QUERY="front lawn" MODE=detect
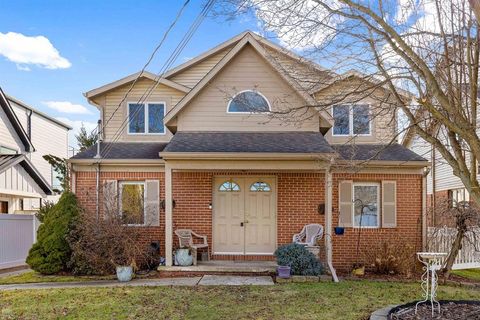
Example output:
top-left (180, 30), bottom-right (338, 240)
top-left (0, 271), bottom-right (114, 285)
top-left (452, 268), bottom-right (480, 282)
top-left (1, 281), bottom-right (480, 319)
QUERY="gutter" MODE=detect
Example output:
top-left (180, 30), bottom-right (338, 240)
top-left (159, 152), bottom-right (337, 161)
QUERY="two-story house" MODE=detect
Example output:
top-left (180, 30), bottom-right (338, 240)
top-left (0, 88), bottom-right (71, 213)
top-left (70, 31), bottom-right (428, 273)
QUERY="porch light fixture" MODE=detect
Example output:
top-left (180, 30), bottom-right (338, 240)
top-left (318, 203), bottom-right (325, 215)
top-left (208, 203), bottom-right (212, 210)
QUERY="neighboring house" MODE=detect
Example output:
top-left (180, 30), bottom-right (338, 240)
top-left (0, 88), bottom-right (71, 213)
top-left (70, 31), bottom-right (428, 272)
top-left (404, 128), bottom-right (469, 213)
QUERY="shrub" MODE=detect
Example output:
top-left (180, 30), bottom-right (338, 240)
top-left (363, 240), bottom-right (416, 276)
top-left (68, 211), bottom-right (144, 275)
top-left (26, 192), bottom-right (80, 274)
top-left (274, 243), bottom-right (323, 276)
top-left (35, 201), bottom-right (55, 223)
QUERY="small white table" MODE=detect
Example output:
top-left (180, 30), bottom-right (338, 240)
top-left (416, 252), bottom-right (448, 316)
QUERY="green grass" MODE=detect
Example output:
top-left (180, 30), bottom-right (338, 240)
top-left (1, 281), bottom-right (480, 319)
top-left (452, 268), bottom-right (480, 281)
top-left (0, 271), bottom-right (114, 285)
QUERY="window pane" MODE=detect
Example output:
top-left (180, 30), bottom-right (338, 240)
top-left (352, 104), bottom-right (370, 135)
top-left (121, 183), bottom-right (144, 225)
top-left (353, 185), bottom-right (378, 227)
top-left (333, 105), bottom-right (350, 135)
top-left (228, 91), bottom-right (270, 113)
top-left (148, 103), bottom-right (165, 133)
top-left (128, 104), bottom-right (145, 133)
top-left (250, 181), bottom-right (271, 192)
top-left (219, 181), bottom-right (240, 192)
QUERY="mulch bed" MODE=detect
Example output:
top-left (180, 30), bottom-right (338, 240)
top-left (389, 300), bottom-right (480, 320)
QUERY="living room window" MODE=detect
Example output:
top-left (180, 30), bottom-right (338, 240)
top-left (119, 181), bottom-right (145, 225)
top-left (227, 90), bottom-right (270, 113)
top-left (332, 104), bottom-right (371, 136)
top-left (353, 182), bottom-right (379, 228)
top-left (128, 102), bottom-right (165, 134)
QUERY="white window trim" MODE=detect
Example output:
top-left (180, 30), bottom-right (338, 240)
top-left (352, 182), bottom-right (380, 228)
top-left (332, 104), bottom-right (372, 137)
top-left (226, 90), bottom-right (271, 114)
top-left (127, 101), bottom-right (167, 135)
top-left (119, 181), bottom-right (146, 226)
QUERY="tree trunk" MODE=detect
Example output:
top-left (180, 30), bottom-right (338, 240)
top-left (442, 227), bottom-right (466, 282)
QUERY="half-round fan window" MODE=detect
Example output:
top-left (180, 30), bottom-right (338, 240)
top-left (227, 90), bottom-right (270, 113)
top-left (219, 181), bottom-right (241, 192)
top-left (250, 181), bottom-right (271, 192)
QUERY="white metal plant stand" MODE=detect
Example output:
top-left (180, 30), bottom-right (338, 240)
top-left (415, 252), bottom-right (448, 316)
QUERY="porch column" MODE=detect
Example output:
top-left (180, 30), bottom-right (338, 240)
top-left (165, 163), bottom-right (173, 266)
top-left (325, 170), bottom-right (338, 282)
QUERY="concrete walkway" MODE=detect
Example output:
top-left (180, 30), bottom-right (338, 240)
top-left (0, 275), bottom-right (274, 291)
top-left (0, 267), bottom-right (31, 278)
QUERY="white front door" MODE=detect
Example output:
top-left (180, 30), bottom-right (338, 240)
top-left (213, 176), bottom-right (276, 255)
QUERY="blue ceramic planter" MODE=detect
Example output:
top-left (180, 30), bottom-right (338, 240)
top-left (175, 248), bottom-right (193, 266)
top-left (277, 265), bottom-right (291, 278)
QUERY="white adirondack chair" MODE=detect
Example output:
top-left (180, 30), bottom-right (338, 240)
top-left (175, 229), bottom-right (209, 265)
top-left (292, 224), bottom-right (324, 247)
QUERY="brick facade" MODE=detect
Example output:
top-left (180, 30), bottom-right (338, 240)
top-left (75, 169), bottom-right (423, 272)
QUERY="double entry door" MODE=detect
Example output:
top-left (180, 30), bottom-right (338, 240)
top-left (213, 176), bottom-right (276, 255)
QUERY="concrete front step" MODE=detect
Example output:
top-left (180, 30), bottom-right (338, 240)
top-left (158, 260), bottom-right (277, 274)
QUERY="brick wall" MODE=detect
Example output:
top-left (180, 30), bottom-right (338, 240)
top-left (331, 173), bottom-right (423, 272)
top-left (75, 169), bottom-right (424, 271)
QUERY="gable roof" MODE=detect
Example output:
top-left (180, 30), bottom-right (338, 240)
top-left (84, 71), bottom-right (191, 102)
top-left (0, 154), bottom-right (53, 195)
top-left (0, 87), bottom-right (34, 152)
top-left (7, 95), bottom-right (72, 130)
top-left (163, 32), bottom-right (333, 128)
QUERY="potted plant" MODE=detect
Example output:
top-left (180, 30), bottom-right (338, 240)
top-left (175, 246), bottom-right (193, 266)
top-left (277, 265), bottom-right (291, 278)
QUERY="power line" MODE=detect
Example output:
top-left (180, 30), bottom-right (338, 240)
top-left (99, 0), bottom-right (215, 160)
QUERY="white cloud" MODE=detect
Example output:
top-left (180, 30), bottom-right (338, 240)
top-left (42, 101), bottom-right (93, 114)
top-left (0, 31), bottom-right (71, 70)
top-left (56, 117), bottom-right (97, 150)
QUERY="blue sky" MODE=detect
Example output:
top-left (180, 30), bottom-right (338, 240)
top-left (0, 1), bottom-right (261, 148)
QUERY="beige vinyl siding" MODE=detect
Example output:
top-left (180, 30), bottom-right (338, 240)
top-left (170, 47), bottom-right (232, 88)
top-left (9, 102), bottom-right (28, 129)
top-left (316, 78), bottom-right (397, 145)
top-left (0, 163), bottom-right (45, 197)
top-left (177, 45), bottom-right (319, 132)
top-left (0, 107), bottom-right (23, 153)
top-left (102, 79), bottom-right (186, 142)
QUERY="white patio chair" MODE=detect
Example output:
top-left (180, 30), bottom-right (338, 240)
top-left (174, 229), bottom-right (209, 265)
top-left (292, 224), bottom-right (324, 247)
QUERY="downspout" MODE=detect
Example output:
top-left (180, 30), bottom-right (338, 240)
top-left (431, 145), bottom-right (436, 224)
top-left (325, 162), bottom-right (339, 282)
top-left (422, 167), bottom-right (431, 251)
top-left (26, 109), bottom-right (32, 139)
top-left (94, 119), bottom-right (102, 220)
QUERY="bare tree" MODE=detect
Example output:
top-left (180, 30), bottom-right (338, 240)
top-left (215, 0), bottom-right (480, 274)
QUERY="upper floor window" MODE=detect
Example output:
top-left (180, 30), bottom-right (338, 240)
top-left (227, 90), bottom-right (270, 113)
top-left (128, 102), bottom-right (165, 134)
top-left (332, 104), bottom-right (371, 136)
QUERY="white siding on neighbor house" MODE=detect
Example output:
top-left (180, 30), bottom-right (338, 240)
top-left (0, 106), bottom-right (23, 153)
top-left (177, 45), bottom-right (320, 132)
top-left (410, 135), bottom-right (433, 194)
top-left (0, 163), bottom-right (45, 197)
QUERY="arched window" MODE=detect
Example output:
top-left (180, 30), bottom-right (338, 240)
top-left (227, 90), bottom-right (270, 113)
top-left (219, 181), bottom-right (241, 192)
top-left (250, 181), bottom-right (271, 192)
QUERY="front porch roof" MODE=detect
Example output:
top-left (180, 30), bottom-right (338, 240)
top-left (162, 131), bottom-right (335, 154)
top-left (70, 142), bottom-right (168, 161)
top-left (334, 143), bottom-right (428, 162)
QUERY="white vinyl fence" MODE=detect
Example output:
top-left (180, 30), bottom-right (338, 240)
top-left (0, 214), bottom-right (39, 269)
top-left (428, 226), bottom-right (480, 270)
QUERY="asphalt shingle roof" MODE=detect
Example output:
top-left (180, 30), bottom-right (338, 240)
top-left (162, 131), bottom-right (335, 154)
top-left (71, 142), bottom-right (168, 160)
top-left (334, 143), bottom-right (427, 162)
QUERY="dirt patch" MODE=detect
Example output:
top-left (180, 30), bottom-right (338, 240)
top-left (389, 300), bottom-right (480, 320)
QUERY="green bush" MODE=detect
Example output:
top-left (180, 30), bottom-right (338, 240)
top-left (35, 201), bottom-right (55, 223)
top-left (26, 192), bottom-right (81, 274)
top-left (274, 243), bottom-right (323, 276)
